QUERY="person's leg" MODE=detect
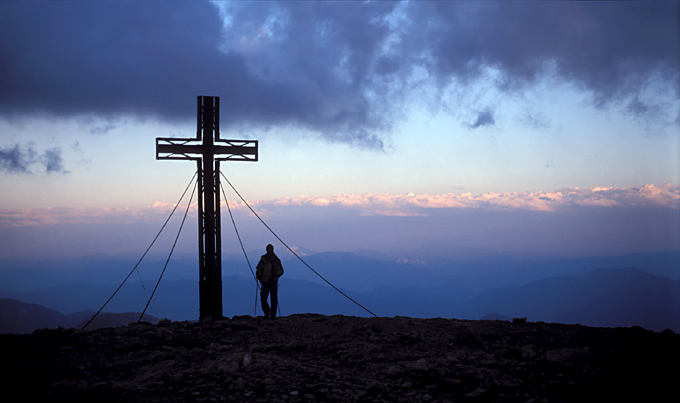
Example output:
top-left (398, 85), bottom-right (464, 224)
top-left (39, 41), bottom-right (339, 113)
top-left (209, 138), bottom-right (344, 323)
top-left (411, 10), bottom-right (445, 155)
top-left (270, 282), bottom-right (278, 319)
top-left (260, 283), bottom-right (271, 319)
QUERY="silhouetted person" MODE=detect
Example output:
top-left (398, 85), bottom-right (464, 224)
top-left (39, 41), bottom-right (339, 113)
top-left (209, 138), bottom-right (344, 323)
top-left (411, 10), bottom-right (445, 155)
top-left (256, 244), bottom-right (284, 319)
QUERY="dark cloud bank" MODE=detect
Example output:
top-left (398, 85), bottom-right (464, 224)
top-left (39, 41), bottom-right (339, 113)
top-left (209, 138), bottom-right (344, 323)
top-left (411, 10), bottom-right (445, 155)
top-left (0, 1), bottom-right (677, 149)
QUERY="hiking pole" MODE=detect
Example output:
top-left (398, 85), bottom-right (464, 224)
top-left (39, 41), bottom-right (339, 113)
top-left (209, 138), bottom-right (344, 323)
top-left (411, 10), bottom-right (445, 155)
top-left (277, 281), bottom-right (282, 317)
top-left (254, 281), bottom-right (262, 317)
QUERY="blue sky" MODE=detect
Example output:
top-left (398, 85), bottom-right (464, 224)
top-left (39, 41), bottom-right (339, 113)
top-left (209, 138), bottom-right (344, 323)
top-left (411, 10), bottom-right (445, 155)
top-left (1, 1), bottom-right (678, 260)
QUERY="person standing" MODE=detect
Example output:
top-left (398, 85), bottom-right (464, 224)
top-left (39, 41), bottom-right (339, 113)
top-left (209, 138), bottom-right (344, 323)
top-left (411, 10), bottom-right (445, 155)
top-left (256, 244), bottom-right (284, 319)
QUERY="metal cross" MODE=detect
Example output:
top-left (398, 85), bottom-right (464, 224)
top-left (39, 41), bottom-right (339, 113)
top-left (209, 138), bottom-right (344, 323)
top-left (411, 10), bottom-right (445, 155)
top-left (156, 96), bottom-right (258, 319)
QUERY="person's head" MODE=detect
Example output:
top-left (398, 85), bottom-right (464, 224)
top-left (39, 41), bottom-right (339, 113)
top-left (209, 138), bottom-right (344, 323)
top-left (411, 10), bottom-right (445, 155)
top-left (266, 244), bottom-right (274, 253)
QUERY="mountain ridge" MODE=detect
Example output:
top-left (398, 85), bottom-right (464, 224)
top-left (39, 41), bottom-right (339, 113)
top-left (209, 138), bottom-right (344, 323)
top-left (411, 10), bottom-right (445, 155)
top-left (3, 250), bottom-right (679, 294)
top-left (459, 267), bottom-right (680, 331)
top-left (3, 266), bottom-right (679, 334)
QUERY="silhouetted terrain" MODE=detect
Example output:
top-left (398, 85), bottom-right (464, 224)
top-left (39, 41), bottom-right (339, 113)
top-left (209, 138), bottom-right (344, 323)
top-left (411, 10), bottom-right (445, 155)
top-left (0, 299), bottom-right (159, 334)
top-left (2, 315), bottom-right (678, 402)
top-left (0, 298), bottom-right (89, 334)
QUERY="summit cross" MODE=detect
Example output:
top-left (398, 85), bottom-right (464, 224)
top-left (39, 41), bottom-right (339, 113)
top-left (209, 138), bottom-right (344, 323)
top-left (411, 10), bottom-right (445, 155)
top-left (156, 96), bottom-right (258, 319)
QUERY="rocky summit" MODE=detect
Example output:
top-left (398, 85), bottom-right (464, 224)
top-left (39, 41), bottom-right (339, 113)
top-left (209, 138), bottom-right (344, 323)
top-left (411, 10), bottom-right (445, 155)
top-left (1, 314), bottom-right (678, 402)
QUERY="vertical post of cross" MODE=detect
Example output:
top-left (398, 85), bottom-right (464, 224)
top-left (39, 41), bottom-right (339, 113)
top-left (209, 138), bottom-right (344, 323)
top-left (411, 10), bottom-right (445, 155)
top-left (197, 96), bottom-right (222, 319)
top-left (155, 96), bottom-right (258, 320)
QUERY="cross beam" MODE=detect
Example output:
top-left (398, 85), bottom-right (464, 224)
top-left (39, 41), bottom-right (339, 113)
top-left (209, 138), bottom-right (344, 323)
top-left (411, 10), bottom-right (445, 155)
top-left (156, 96), bottom-right (258, 319)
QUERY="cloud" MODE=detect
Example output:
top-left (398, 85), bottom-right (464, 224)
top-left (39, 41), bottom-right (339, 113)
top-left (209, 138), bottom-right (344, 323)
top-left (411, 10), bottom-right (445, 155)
top-left (0, 143), bottom-right (67, 174)
top-left (5, 184), bottom-right (676, 228)
top-left (3, 184), bottom-right (678, 259)
top-left (0, 204), bottom-right (181, 227)
top-left (237, 184), bottom-right (680, 216)
top-left (41, 147), bottom-right (67, 173)
top-left (467, 108), bottom-right (496, 129)
top-left (0, 1), bottom-right (392, 149)
top-left (0, 1), bottom-right (677, 149)
top-left (0, 144), bottom-right (36, 173)
top-left (87, 117), bottom-right (120, 135)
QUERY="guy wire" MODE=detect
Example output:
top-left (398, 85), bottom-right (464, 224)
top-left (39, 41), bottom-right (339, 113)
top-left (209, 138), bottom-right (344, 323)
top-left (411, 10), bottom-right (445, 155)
top-left (220, 172), bottom-right (378, 318)
top-left (82, 172), bottom-right (198, 330)
top-left (138, 177), bottom-right (197, 322)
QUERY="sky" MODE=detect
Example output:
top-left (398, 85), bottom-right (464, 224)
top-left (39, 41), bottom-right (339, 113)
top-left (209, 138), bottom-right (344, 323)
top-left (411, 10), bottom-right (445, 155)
top-left (0, 0), bottom-right (679, 261)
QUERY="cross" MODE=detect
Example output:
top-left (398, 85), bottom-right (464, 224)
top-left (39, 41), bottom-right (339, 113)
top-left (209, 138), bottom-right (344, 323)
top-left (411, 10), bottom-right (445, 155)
top-left (156, 96), bottom-right (258, 319)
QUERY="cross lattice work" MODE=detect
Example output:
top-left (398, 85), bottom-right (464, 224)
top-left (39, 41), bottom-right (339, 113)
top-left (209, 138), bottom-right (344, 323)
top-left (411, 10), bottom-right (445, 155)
top-left (156, 96), bottom-right (258, 319)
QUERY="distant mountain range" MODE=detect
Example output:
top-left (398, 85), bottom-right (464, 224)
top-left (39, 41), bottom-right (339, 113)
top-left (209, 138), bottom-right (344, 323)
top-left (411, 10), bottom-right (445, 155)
top-left (3, 250), bottom-right (679, 294)
top-left (1, 251), bottom-right (679, 333)
top-left (458, 267), bottom-right (680, 331)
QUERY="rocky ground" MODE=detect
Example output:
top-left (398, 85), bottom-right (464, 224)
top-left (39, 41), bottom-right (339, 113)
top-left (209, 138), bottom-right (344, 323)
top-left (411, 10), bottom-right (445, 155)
top-left (1, 314), bottom-right (679, 402)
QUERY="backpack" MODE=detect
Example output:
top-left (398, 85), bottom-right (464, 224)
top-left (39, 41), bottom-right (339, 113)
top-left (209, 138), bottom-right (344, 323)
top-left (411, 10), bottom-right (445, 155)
top-left (257, 254), bottom-right (283, 283)
top-left (259, 260), bottom-right (274, 283)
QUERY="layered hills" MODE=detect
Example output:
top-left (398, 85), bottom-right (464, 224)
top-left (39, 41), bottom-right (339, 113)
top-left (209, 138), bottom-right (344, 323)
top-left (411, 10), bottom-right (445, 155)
top-left (1, 251), bottom-right (679, 333)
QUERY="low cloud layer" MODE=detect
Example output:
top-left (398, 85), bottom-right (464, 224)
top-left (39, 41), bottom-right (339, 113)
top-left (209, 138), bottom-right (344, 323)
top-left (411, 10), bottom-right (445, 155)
top-left (247, 184), bottom-right (680, 216)
top-left (3, 184), bottom-right (677, 228)
top-left (1, 1), bottom-right (677, 149)
top-left (2, 184), bottom-right (678, 259)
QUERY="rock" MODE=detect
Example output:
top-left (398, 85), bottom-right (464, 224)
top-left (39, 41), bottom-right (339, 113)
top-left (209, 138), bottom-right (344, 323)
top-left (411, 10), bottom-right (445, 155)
top-left (237, 352), bottom-right (255, 368)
